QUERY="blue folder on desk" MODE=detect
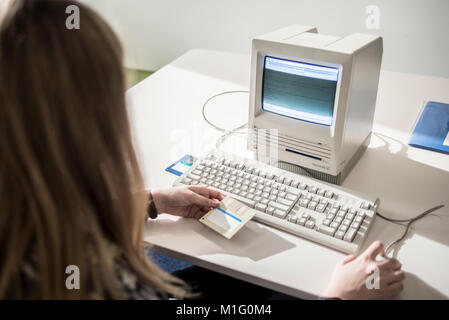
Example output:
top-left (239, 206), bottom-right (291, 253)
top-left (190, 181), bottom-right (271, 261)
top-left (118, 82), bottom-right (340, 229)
top-left (408, 101), bottom-right (449, 155)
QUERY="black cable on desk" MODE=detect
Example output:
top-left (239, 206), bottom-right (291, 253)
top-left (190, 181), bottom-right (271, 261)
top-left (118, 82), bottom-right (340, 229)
top-left (376, 204), bottom-right (445, 257)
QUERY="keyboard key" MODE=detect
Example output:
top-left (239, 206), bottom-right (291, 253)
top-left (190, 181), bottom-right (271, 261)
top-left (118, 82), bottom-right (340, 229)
top-left (287, 187), bottom-right (301, 196)
top-left (266, 207), bottom-right (275, 215)
top-left (308, 186), bottom-right (318, 194)
top-left (322, 219), bottom-right (331, 226)
top-left (277, 197), bottom-right (294, 207)
top-left (305, 220), bottom-right (315, 229)
top-left (335, 230), bottom-right (345, 240)
top-left (266, 173), bottom-right (275, 180)
top-left (344, 228), bottom-right (357, 242)
top-left (255, 203), bottom-right (267, 212)
top-left (308, 201), bottom-right (318, 210)
top-left (350, 220), bottom-right (360, 229)
top-left (270, 201), bottom-right (290, 212)
top-left (297, 217), bottom-right (307, 226)
top-left (289, 215), bottom-right (298, 223)
top-left (330, 222), bottom-right (339, 229)
top-left (188, 173), bottom-right (201, 181)
top-left (317, 225), bottom-right (335, 236)
top-left (299, 183), bottom-right (307, 190)
top-left (273, 209), bottom-right (287, 219)
top-left (317, 189), bottom-right (325, 196)
top-left (360, 202), bottom-right (371, 210)
top-left (325, 191), bottom-right (334, 199)
top-left (182, 178), bottom-right (192, 185)
top-left (300, 199), bottom-right (310, 208)
top-left (286, 193), bottom-right (297, 201)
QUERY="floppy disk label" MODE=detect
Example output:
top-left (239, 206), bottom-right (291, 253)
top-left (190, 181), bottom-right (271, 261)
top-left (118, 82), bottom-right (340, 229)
top-left (200, 196), bottom-right (256, 239)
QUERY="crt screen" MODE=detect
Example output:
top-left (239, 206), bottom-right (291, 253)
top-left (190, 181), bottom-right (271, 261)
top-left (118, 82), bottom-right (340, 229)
top-left (262, 56), bottom-right (339, 126)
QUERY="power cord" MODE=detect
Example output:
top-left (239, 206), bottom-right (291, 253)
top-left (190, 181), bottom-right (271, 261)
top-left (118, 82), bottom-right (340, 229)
top-left (376, 205), bottom-right (445, 257)
top-left (201, 90), bottom-right (249, 149)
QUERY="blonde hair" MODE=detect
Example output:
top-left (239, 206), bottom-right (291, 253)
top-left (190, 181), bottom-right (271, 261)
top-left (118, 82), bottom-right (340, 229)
top-left (0, 0), bottom-right (187, 299)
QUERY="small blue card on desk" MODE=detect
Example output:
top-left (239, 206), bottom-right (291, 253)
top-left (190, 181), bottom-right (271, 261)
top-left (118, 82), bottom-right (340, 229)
top-left (408, 101), bottom-right (449, 155)
top-left (165, 154), bottom-right (196, 176)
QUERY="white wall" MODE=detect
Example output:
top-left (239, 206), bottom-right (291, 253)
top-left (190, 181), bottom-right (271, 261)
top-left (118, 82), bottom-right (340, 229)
top-left (82, 0), bottom-right (449, 78)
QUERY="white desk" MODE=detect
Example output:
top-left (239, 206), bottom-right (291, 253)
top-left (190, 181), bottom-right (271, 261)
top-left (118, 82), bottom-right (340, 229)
top-left (127, 49), bottom-right (449, 299)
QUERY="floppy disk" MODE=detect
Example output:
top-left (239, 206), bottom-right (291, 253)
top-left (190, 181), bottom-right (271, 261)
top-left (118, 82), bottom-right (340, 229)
top-left (200, 196), bottom-right (256, 239)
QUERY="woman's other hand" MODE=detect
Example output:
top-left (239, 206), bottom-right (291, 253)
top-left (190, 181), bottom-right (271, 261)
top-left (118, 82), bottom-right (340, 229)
top-left (151, 186), bottom-right (224, 219)
top-left (322, 241), bottom-right (405, 299)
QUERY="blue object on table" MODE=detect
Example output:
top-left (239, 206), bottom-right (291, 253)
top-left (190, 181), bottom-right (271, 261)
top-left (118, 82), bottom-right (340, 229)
top-left (408, 101), bottom-right (449, 155)
top-left (146, 250), bottom-right (193, 273)
top-left (165, 154), bottom-right (195, 176)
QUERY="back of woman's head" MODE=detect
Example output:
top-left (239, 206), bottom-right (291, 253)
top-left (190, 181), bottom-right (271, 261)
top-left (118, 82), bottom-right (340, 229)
top-left (0, 0), bottom-right (183, 299)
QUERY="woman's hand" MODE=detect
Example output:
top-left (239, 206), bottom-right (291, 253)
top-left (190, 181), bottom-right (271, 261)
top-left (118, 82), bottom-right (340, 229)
top-left (322, 241), bottom-right (405, 300)
top-left (151, 186), bottom-right (224, 219)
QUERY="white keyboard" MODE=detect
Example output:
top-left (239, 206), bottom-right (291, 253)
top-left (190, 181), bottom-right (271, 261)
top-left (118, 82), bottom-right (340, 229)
top-left (174, 151), bottom-right (379, 254)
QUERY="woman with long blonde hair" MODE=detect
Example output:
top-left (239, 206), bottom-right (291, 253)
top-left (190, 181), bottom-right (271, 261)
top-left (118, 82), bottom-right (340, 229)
top-left (0, 0), bottom-right (404, 300)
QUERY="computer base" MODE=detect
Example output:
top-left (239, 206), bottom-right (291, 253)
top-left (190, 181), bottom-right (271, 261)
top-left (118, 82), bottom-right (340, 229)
top-left (277, 134), bottom-right (371, 185)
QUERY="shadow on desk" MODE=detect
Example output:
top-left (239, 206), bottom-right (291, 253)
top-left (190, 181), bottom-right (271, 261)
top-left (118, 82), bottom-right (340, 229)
top-left (146, 218), bottom-right (296, 262)
top-left (398, 272), bottom-right (448, 300)
top-left (345, 132), bottom-right (449, 249)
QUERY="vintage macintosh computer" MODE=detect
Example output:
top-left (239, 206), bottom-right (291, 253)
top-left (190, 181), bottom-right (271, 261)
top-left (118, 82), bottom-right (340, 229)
top-left (248, 25), bottom-right (383, 185)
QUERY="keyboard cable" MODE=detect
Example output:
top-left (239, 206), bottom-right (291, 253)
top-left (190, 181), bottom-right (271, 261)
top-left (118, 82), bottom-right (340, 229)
top-left (376, 204), bottom-right (445, 258)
